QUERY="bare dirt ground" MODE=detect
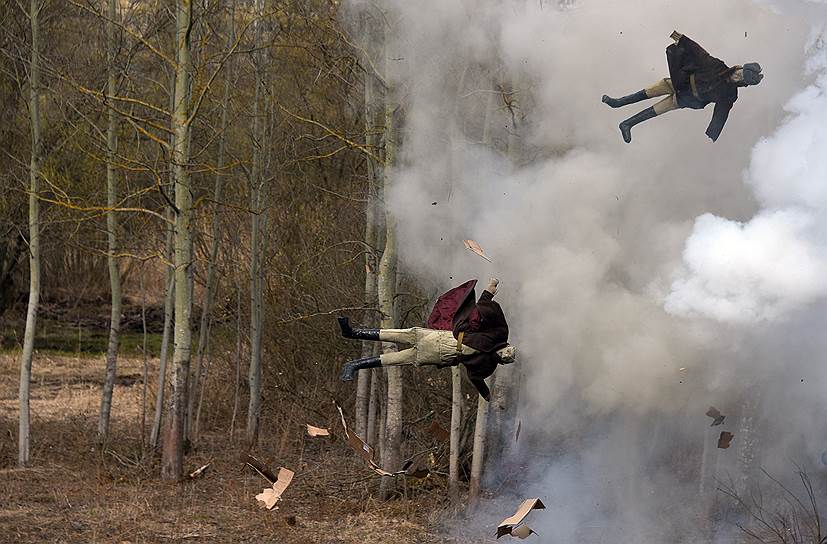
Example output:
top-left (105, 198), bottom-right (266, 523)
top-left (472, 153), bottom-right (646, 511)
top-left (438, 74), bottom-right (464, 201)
top-left (0, 354), bottom-right (479, 543)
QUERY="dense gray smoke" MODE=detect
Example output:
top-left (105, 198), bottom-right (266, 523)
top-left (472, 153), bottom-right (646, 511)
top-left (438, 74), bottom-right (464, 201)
top-left (351, 0), bottom-right (827, 540)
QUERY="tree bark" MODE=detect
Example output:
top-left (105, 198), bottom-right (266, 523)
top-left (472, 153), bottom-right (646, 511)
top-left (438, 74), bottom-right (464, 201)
top-left (468, 391), bottom-right (490, 511)
top-left (161, 0), bottom-right (193, 481)
top-left (378, 17), bottom-right (400, 498)
top-left (449, 366), bottom-right (462, 500)
top-left (467, 85), bottom-right (497, 510)
top-left (188, 0), bottom-right (235, 443)
top-left (355, 5), bottom-right (380, 438)
top-left (98, 0), bottom-right (122, 444)
top-left (18, 0), bottom-right (43, 467)
top-left (150, 261), bottom-right (174, 450)
top-left (246, 0), bottom-right (266, 445)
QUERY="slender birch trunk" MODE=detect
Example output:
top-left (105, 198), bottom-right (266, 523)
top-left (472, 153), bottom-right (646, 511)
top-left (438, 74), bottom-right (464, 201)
top-left (140, 265), bottom-right (148, 454)
top-left (246, 0), bottom-right (265, 444)
top-left (467, 85), bottom-right (497, 510)
top-left (379, 19), bottom-right (400, 499)
top-left (229, 275), bottom-right (242, 438)
top-left (355, 6), bottom-right (380, 438)
top-left (449, 366), bottom-right (462, 499)
top-left (18, 0), bottom-right (42, 467)
top-left (150, 61), bottom-right (179, 451)
top-left (488, 78), bottom-right (520, 461)
top-left (447, 65), bottom-right (467, 500)
top-left (188, 0), bottom-right (236, 442)
top-left (98, 0), bottom-right (122, 443)
top-left (161, 0), bottom-right (193, 481)
top-left (150, 236), bottom-right (174, 450)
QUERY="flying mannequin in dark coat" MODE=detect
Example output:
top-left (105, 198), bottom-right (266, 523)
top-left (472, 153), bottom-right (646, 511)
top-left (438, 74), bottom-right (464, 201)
top-left (337, 278), bottom-right (514, 401)
top-left (602, 31), bottom-right (763, 143)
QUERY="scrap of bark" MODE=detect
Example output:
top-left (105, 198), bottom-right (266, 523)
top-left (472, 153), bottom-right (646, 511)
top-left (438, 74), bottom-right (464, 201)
top-left (706, 406), bottom-right (726, 426)
top-left (245, 455), bottom-right (278, 485)
top-left (188, 462), bottom-right (211, 479)
top-left (463, 239), bottom-right (492, 262)
top-left (497, 498), bottom-right (546, 539)
top-left (426, 420), bottom-right (450, 442)
top-left (510, 525), bottom-right (536, 539)
top-left (515, 420), bottom-right (522, 442)
top-left (255, 467), bottom-right (294, 511)
top-left (306, 424), bottom-right (330, 437)
top-left (336, 403), bottom-right (405, 476)
top-left (718, 431), bottom-right (734, 449)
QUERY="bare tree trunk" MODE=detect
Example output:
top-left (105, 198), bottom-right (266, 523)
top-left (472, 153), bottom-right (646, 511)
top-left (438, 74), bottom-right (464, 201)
top-left (150, 262), bottom-right (174, 450)
top-left (467, 85), bottom-right (497, 511)
top-left (188, 0), bottom-right (235, 443)
top-left (246, 0), bottom-right (266, 445)
top-left (488, 78), bottom-right (520, 461)
top-left (229, 278), bottom-right (242, 438)
top-left (18, 0), bottom-right (42, 467)
top-left (379, 19), bottom-right (399, 498)
top-left (355, 6), bottom-right (381, 438)
top-left (161, 0), bottom-right (193, 481)
top-left (449, 366), bottom-right (462, 500)
top-left (150, 60), bottom-right (179, 451)
top-left (468, 391), bottom-right (489, 511)
top-left (140, 265), bottom-right (148, 455)
top-left (98, 0), bottom-right (122, 444)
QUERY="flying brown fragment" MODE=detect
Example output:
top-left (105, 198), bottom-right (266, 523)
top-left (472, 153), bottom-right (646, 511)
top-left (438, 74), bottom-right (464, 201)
top-left (306, 424), bottom-right (330, 437)
top-left (336, 403), bottom-right (405, 476)
top-left (497, 498), bottom-right (546, 539)
top-left (426, 420), bottom-right (450, 442)
top-left (463, 239), bottom-right (493, 262)
top-left (245, 455), bottom-right (278, 484)
top-left (705, 406), bottom-right (726, 426)
top-left (510, 525), bottom-right (536, 539)
top-left (255, 467), bottom-right (295, 511)
top-left (188, 462), bottom-right (211, 479)
top-left (718, 431), bottom-right (734, 449)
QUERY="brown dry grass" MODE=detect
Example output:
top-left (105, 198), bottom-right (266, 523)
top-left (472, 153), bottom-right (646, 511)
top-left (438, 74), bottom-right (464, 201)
top-left (0, 354), bottom-right (480, 543)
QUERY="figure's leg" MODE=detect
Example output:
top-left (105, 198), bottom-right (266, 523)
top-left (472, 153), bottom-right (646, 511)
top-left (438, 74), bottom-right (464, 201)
top-left (337, 316), bottom-right (379, 341)
top-left (618, 94), bottom-right (676, 144)
top-left (378, 328), bottom-right (417, 345)
top-left (602, 78), bottom-right (672, 108)
top-left (340, 346), bottom-right (420, 381)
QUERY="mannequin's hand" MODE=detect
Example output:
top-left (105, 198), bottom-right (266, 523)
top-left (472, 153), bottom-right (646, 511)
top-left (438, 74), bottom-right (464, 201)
top-left (486, 278), bottom-right (499, 295)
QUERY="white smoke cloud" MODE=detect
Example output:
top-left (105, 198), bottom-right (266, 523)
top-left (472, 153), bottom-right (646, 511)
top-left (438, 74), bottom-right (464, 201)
top-left (345, 0), bottom-right (827, 540)
top-left (667, 28), bottom-right (827, 323)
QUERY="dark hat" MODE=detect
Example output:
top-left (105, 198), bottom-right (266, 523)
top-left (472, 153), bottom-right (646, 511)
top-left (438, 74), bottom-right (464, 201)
top-left (742, 62), bottom-right (763, 85)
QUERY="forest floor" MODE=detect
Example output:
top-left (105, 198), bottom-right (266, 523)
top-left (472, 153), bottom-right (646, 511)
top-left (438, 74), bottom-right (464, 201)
top-left (0, 353), bottom-right (489, 544)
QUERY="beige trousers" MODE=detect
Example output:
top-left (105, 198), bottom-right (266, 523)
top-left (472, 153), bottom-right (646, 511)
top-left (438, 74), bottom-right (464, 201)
top-left (378, 327), bottom-right (478, 367)
top-left (645, 78), bottom-right (678, 115)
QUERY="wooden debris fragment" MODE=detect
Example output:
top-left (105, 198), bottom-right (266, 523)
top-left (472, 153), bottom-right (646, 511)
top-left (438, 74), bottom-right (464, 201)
top-left (306, 424), bottom-right (330, 437)
top-left (705, 406), bottom-right (725, 426)
top-left (463, 239), bottom-right (492, 262)
top-left (718, 431), bottom-right (734, 449)
top-left (255, 467), bottom-right (294, 511)
top-left (188, 462), bottom-right (211, 479)
top-left (497, 498), bottom-right (545, 539)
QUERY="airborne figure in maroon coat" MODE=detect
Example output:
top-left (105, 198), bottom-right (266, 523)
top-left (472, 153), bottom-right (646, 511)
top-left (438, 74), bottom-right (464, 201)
top-left (337, 278), bottom-right (515, 401)
top-left (602, 31), bottom-right (763, 143)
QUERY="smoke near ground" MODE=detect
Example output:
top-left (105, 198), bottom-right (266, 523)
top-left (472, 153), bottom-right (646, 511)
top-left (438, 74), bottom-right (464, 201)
top-left (351, 0), bottom-right (827, 540)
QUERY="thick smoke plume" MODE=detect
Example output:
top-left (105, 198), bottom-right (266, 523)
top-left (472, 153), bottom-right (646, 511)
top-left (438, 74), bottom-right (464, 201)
top-left (349, 0), bottom-right (827, 540)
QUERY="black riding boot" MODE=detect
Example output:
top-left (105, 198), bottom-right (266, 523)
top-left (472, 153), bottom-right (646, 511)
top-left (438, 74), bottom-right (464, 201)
top-left (337, 316), bottom-right (380, 341)
top-left (340, 356), bottom-right (382, 381)
top-left (602, 89), bottom-right (648, 108)
top-left (619, 106), bottom-right (657, 143)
